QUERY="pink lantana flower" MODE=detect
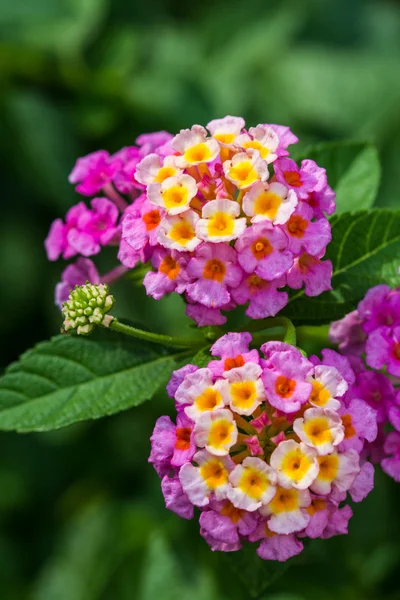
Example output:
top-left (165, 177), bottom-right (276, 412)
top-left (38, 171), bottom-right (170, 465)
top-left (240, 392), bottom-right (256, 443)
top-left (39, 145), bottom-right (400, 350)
top-left (207, 332), bottom-right (260, 378)
top-left (185, 303), bottom-right (227, 327)
top-left (310, 450), bottom-right (360, 496)
top-left (294, 408), bottom-right (345, 456)
top-left (358, 284), bottom-right (400, 334)
top-left (186, 243), bottom-right (243, 309)
top-left (172, 125), bottom-right (220, 167)
top-left (366, 325), bottom-right (400, 377)
top-left (231, 273), bottom-right (288, 319)
top-left (227, 457), bottom-right (277, 511)
top-left (282, 201), bottom-right (331, 256)
top-left (268, 124), bottom-right (299, 157)
top-left (235, 125), bottom-right (279, 163)
top-left (381, 432), bottom-right (400, 482)
top-left (338, 398), bottom-right (378, 453)
top-left (144, 248), bottom-right (192, 300)
top-left (260, 486), bottom-right (311, 535)
top-left (175, 368), bottom-right (224, 420)
top-left (196, 199), bottom-right (247, 243)
top-left (161, 474), bottom-right (194, 520)
top-left (329, 310), bottom-right (367, 355)
top-left (179, 450), bottom-right (235, 506)
top-left (69, 150), bottom-right (121, 196)
top-left (235, 221), bottom-right (293, 281)
top-left (250, 522), bottom-right (304, 562)
top-left (274, 157), bottom-right (320, 200)
top-left (261, 345), bottom-right (313, 413)
top-left (286, 251), bottom-right (333, 296)
top-left (200, 499), bottom-right (258, 550)
top-left (206, 116), bottom-right (245, 147)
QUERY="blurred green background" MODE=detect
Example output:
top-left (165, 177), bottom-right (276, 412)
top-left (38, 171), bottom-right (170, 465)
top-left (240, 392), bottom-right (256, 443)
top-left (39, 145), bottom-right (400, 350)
top-left (1, 0), bottom-right (400, 598)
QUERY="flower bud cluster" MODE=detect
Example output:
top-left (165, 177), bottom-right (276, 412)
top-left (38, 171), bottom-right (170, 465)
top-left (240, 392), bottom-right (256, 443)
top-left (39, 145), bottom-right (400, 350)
top-left (45, 119), bottom-right (335, 324)
top-left (330, 282), bottom-right (400, 482)
top-left (62, 283), bottom-right (114, 335)
top-left (149, 333), bottom-right (375, 562)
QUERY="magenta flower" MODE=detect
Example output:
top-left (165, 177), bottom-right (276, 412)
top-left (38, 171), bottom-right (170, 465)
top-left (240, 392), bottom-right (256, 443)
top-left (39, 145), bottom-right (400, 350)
top-left (185, 303), bottom-right (227, 326)
top-left (121, 196), bottom-right (165, 255)
top-left (235, 221), bottom-right (293, 281)
top-left (329, 310), bottom-right (367, 355)
top-left (207, 332), bottom-right (260, 377)
top-left (282, 201), bottom-right (331, 257)
top-left (136, 131), bottom-right (174, 156)
top-left (186, 243), bottom-right (243, 309)
top-left (149, 412), bottom-right (196, 474)
top-left (366, 325), bottom-right (400, 377)
top-left (261, 344), bottom-right (313, 413)
top-left (200, 499), bottom-right (258, 550)
top-left (144, 248), bottom-right (192, 300)
top-left (274, 157), bottom-right (320, 200)
top-left (250, 523), bottom-right (304, 562)
top-left (269, 124), bottom-right (299, 158)
top-left (306, 183), bottom-right (336, 219)
top-left (231, 273), bottom-right (288, 319)
top-left (338, 398), bottom-right (378, 453)
top-left (358, 284), bottom-right (400, 333)
top-left (286, 252), bottom-right (332, 297)
top-left (69, 150), bottom-right (122, 196)
top-left (161, 474), bottom-right (194, 520)
top-left (381, 431), bottom-right (400, 482)
top-left (55, 258), bottom-right (100, 307)
top-left (351, 371), bottom-right (395, 423)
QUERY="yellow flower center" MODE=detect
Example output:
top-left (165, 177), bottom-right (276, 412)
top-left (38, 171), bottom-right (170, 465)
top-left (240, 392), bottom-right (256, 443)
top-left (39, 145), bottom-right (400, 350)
top-left (310, 381), bottom-right (331, 407)
top-left (238, 467), bottom-right (268, 499)
top-left (199, 459), bottom-right (229, 489)
top-left (281, 448), bottom-right (314, 482)
top-left (155, 166), bottom-right (177, 183)
top-left (214, 133), bottom-right (235, 145)
top-left (163, 185), bottom-right (189, 209)
top-left (269, 486), bottom-right (299, 514)
top-left (253, 191), bottom-right (282, 218)
top-left (303, 417), bottom-right (333, 446)
top-left (242, 140), bottom-right (269, 159)
top-left (195, 387), bottom-right (222, 412)
top-left (228, 161), bottom-right (259, 188)
top-left (184, 143), bottom-right (212, 164)
top-left (220, 501), bottom-right (244, 523)
top-left (230, 381), bottom-right (257, 411)
top-left (208, 419), bottom-right (235, 451)
top-left (317, 454), bottom-right (339, 482)
top-left (169, 220), bottom-right (196, 246)
top-left (207, 212), bottom-right (235, 237)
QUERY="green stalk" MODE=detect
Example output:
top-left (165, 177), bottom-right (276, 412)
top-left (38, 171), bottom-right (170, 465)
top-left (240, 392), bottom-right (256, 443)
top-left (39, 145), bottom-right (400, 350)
top-left (108, 319), bottom-right (204, 349)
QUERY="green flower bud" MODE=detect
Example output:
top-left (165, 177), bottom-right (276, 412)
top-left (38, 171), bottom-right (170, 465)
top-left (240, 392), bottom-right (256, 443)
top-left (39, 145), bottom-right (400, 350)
top-left (62, 283), bottom-right (115, 335)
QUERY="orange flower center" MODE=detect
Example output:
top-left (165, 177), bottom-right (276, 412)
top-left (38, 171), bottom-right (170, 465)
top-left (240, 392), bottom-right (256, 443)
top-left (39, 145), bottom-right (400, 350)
top-left (143, 210), bottom-right (161, 231)
top-left (224, 355), bottom-right (245, 371)
top-left (284, 171), bottom-right (302, 187)
top-left (203, 259), bottom-right (226, 282)
top-left (287, 215), bottom-right (308, 237)
top-left (251, 237), bottom-right (273, 260)
top-left (175, 427), bottom-right (192, 450)
top-left (159, 256), bottom-right (180, 280)
top-left (275, 375), bottom-right (296, 398)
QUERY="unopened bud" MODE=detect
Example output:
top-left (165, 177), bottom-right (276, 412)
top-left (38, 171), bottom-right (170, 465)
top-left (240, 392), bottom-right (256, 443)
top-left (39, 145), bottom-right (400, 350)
top-left (62, 283), bottom-right (114, 335)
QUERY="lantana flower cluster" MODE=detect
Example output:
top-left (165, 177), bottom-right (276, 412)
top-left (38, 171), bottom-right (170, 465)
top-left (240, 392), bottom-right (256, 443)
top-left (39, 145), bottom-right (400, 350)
top-left (45, 118), bottom-right (335, 324)
top-left (149, 333), bottom-right (375, 562)
top-left (330, 282), bottom-right (400, 482)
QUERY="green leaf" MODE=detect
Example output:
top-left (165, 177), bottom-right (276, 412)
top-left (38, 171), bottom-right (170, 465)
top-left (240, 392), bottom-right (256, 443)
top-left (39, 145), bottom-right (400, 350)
top-left (0, 332), bottom-right (187, 432)
top-left (191, 347), bottom-right (212, 368)
top-left (284, 209), bottom-right (400, 325)
top-left (295, 140), bottom-right (381, 213)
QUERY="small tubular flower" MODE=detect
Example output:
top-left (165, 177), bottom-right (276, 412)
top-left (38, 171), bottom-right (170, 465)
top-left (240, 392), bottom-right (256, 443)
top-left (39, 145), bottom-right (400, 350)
top-left (223, 150), bottom-right (269, 189)
top-left (150, 334), bottom-right (372, 561)
top-left (172, 125), bottom-right (220, 167)
top-left (157, 210), bottom-right (202, 251)
top-left (196, 199), bottom-right (247, 243)
top-left (147, 174), bottom-right (198, 215)
top-left (243, 181), bottom-right (298, 225)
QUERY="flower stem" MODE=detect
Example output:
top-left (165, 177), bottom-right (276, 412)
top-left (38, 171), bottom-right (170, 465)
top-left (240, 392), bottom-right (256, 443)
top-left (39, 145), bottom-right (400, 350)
top-left (103, 183), bottom-right (129, 212)
top-left (240, 316), bottom-right (297, 346)
top-left (107, 319), bottom-right (204, 349)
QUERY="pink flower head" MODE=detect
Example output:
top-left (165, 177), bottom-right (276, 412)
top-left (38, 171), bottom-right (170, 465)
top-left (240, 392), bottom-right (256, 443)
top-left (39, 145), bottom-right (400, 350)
top-left (55, 258), bottom-right (100, 307)
top-left (306, 183), bottom-right (336, 219)
top-left (185, 303), bottom-right (227, 327)
top-left (144, 248), bottom-right (192, 300)
top-left (366, 325), bottom-right (400, 377)
top-left (235, 221), bottom-right (293, 281)
top-left (351, 371), bottom-right (394, 423)
top-left (186, 243), bottom-right (243, 309)
top-left (161, 474), bottom-right (194, 520)
top-left (200, 499), bottom-right (258, 548)
top-left (286, 251), bottom-right (332, 297)
top-left (136, 131), bottom-right (174, 156)
top-left (358, 285), bottom-right (400, 334)
top-left (45, 199), bottom-right (119, 261)
top-left (230, 273), bottom-right (288, 319)
top-left (69, 150), bottom-right (121, 196)
top-left (381, 431), bottom-right (400, 482)
top-left (274, 158), bottom-right (320, 200)
top-left (338, 398), bottom-right (378, 453)
top-left (329, 310), bottom-right (367, 355)
top-left (282, 201), bottom-right (331, 257)
top-left (261, 345), bottom-right (313, 413)
top-left (166, 364), bottom-right (198, 399)
top-left (121, 196), bottom-right (165, 254)
top-left (207, 332), bottom-right (260, 377)
top-left (269, 124), bottom-right (299, 157)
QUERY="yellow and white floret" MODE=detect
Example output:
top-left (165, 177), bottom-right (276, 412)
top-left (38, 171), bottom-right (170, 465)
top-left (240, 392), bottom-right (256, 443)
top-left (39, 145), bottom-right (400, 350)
top-left (135, 153), bottom-right (182, 185)
top-left (196, 199), bottom-right (247, 242)
top-left (227, 457), bottom-right (277, 511)
top-left (307, 365), bottom-right (348, 411)
top-left (260, 485), bottom-right (311, 535)
top-left (242, 181), bottom-right (298, 224)
top-left (193, 409), bottom-right (238, 456)
top-left (174, 368), bottom-right (225, 421)
top-left (147, 174), bottom-right (198, 215)
top-left (216, 362), bottom-right (266, 416)
top-left (235, 125), bottom-right (279, 164)
top-left (310, 449), bottom-right (360, 496)
top-left (179, 449), bottom-right (234, 507)
top-left (270, 439), bottom-right (319, 490)
top-left (172, 125), bottom-right (220, 167)
top-left (206, 115), bottom-right (245, 147)
top-left (157, 209), bottom-right (202, 251)
top-left (223, 149), bottom-right (269, 189)
top-left (293, 407), bottom-right (344, 456)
